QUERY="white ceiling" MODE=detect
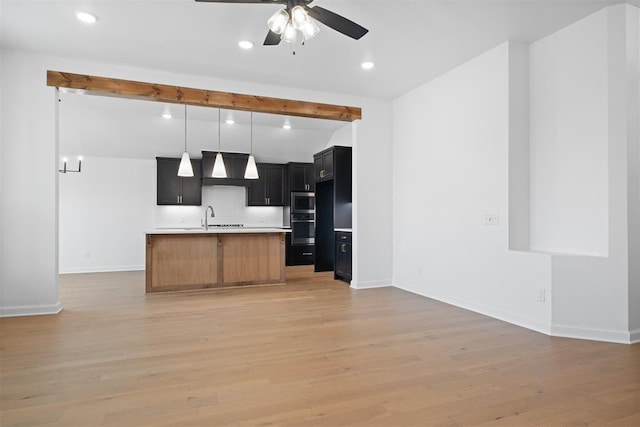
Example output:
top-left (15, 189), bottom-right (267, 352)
top-left (3, 0), bottom-right (637, 161)
top-left (2, 0), bottom-right (636, 100)
top-left (58, 92), bottom-right (346, 161)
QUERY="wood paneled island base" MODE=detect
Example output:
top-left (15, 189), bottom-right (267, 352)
top-left (145, 231), bottom-right (285, 293)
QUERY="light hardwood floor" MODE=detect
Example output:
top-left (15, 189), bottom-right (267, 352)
top-left (1, 267), bottom-right (638, 426)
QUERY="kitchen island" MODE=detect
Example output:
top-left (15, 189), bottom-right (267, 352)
top-left (145, 228), bottom-right (286, 293)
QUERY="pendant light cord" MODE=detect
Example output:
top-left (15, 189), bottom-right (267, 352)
top-left (184, 104), bottom-right (187, 152)
top-left (218, 108), bottom-right (222, 152)
top-left (250, 112), bottom-right (253, 153)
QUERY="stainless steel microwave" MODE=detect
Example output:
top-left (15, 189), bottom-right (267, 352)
top-left (291, 192), bottom-right (315, 214)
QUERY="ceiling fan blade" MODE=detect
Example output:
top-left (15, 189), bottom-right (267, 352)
top-left (306, 6), bottom-right (368, 40)
top-left (195, 0), bottom-right (286, 4)
top-left (263, 30), bottom-right (282, 46)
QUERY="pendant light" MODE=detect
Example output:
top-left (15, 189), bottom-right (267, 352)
top-left (244, 112), bottom-right (259, 180)
top-left (177, 104), bottom-right (194, 177)
top-left (211, 108), bottom-right (227, 178)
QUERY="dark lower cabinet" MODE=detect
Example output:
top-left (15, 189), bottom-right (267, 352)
top-left (334, 231), bottom-right (352, 283)
top-left (156, 157), bottom-right (202, 206)
top-left (285, 234), bottom-right (315, 266)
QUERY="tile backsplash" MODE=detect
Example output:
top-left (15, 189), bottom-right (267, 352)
top-left (154, 185), bottom-right (283, 228)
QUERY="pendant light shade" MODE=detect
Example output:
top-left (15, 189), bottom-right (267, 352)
top-left (178, 104), bottom-right (194, 177)
top-left (212, 109), bottom-right (227, 178)
top-left (178, 151), bottom-right (194, 177)
top-left (244, 112), bottom-right (259, 180)
top-left (212, 152), bottom-right (227, 178)
top-left (244, 155), bottom-right (259, 180)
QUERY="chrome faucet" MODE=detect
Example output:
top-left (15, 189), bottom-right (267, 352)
top-left (204, 205), bottom-right (215, 230)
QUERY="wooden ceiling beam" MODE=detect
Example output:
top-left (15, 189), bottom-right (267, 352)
top-left (47, 70), bottom-right (361, 122)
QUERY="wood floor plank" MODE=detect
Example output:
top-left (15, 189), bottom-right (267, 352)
top-left (0, 266), bottom-right (638, 426)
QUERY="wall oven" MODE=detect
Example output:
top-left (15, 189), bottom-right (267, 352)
top-left (289, 192), bottom-right (315, 246)
top-left (291, 213), bottom-right (315, 246)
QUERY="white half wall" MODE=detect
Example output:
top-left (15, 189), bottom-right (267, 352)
top-left (392, 42), bottom-right (552, 334)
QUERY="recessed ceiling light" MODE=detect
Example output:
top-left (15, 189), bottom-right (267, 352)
top-left (226, 119), bottom-right (235, 125)
top-left (283, 124), bottom-right (292, 130)
top-left (162, 113), bottom-right (172, 119)
top-left (76, 11), bottom-right (98, 24)
top-left (361, 61), bottom-right (375, 70)
top-left (238, 41), bottom-right (254, 50)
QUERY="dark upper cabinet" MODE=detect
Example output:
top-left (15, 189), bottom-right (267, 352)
top-left (288, 162), bottom-right (315, 192)
top-left (314, 149), bottom-right (335, 182)
top-left (313, 146), bottom-right (352, 228)
top-left (156, 157), bottom-right (202, 206)
top-left (313, 146), bottom-right (352, 273)
top-left (247, 163), bottom-right (285, 206)
top-left (334, 231), bottom-right (352, 283)
top-left (201, 151), bottom-right (250, 186)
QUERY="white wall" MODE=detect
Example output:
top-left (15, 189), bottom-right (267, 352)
top-left (531, 4), bottom-right (638, 343)
top-left (529, 10), bottom-right (609, 257)
top-left (0, 51), bottom-right (61, 316)
top-left (59, 157), bottom-right (284, 274)
top-left (0, 48), bottom-right (393, 316)
top-left (392, 42), bottom-right (552, 334)
top-left (59, 157), bottom-right (155, 273)
top-left (629, 7), bottom-right (640, 337)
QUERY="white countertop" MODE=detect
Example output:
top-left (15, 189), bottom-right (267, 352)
top-left (147, 227), bottom-right (290, 235)
top-left (334, 228), bottom-right (352, 233)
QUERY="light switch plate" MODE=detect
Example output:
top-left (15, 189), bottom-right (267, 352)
top-left (484, 214), bottom-right (499, 225)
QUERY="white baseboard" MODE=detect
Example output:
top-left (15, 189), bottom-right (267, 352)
top-left (59, 265), bottom-right (144, 274)
top-left (552, 324), bottom-right (635, 345)
top-left (0, 303), bottom-right (62, 318)
top-left (393, 280), bottom-right (552, 336)
top-left (393, 280), bottom-right (637, 345)
top-left (350, 279), bottom-right (392, 289)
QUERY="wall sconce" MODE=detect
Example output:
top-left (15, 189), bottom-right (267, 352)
top-left (59, 156), bottom-right (82, 173)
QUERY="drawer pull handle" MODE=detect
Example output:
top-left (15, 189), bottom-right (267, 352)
top-left (302, 252), bottom-right (313, 256)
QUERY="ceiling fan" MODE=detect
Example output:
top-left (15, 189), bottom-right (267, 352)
top-left (194, 0), bottom-right (369, 46)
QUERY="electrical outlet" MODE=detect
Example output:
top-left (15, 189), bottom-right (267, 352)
top-left (537, 289), bottom-right (546, 303)
top-left (484, 214), bottom-right (499, 225)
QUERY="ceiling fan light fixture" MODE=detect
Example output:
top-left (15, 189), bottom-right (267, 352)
top-left (282, 22), bottom-right (298, 44)
top-left (267, 9), bottom-right (289, 35)
top-left (291, 5), bottom-right (308, 30)
top-left (301, 18), bottom-right (320, 40)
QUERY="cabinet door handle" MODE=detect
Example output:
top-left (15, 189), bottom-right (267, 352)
top-left (341, 235), bottom-right (347, 240)
top-left (341, 243), bottom-right (347, 253)
top-left (320, 170), bottom-right (325, 178)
